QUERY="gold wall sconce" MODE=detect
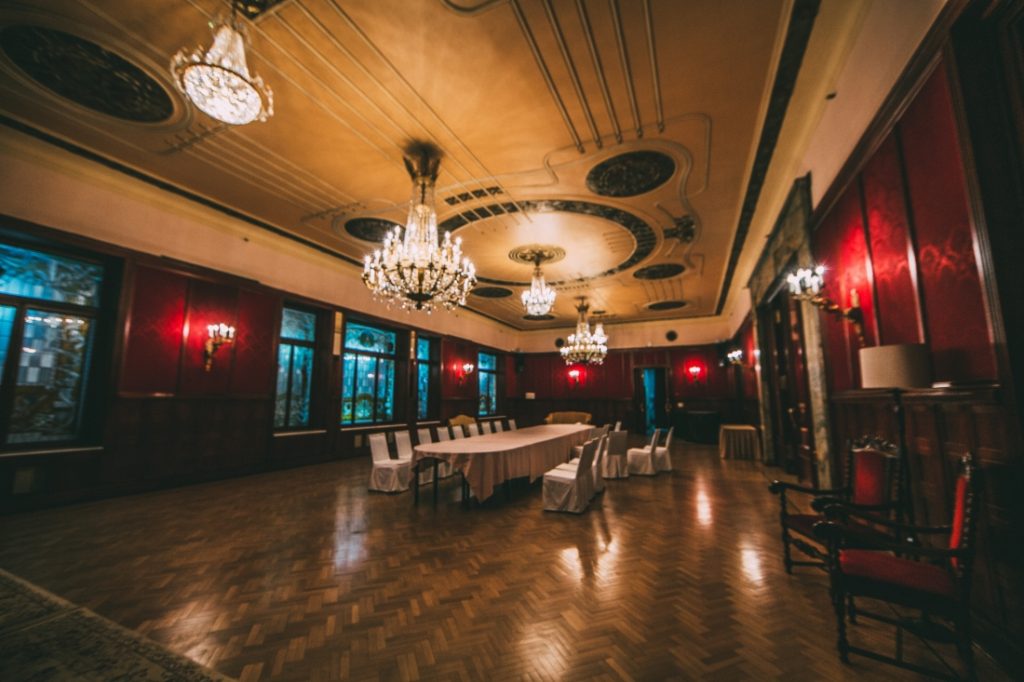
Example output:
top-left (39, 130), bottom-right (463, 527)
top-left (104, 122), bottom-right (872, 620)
top-left (204, 322), bottom-right (236, 371)
top-left (786, 265), bottom-right (865, 346)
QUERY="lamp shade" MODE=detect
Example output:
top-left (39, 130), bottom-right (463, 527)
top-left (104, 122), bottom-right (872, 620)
top-left (859, 344), bottom-right (930, 389)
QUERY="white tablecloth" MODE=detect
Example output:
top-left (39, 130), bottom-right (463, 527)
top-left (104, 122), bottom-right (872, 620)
top-left (719, 424), bottom-right (761, 460)
top-left (414, 424), bottom-right (591, 501)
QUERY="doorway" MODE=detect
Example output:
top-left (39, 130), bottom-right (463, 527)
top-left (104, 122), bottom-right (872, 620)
top-left (634, 367), bottom-right (668, 436)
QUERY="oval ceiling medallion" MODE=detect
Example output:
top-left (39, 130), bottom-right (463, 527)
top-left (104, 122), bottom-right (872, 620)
top-left (471, 286), bottom-right (513, 298)
top-left (441, 199), bottom-right (656, 286)
top-left (523, 314), bottom-right (555, 321)
top-left (343, 217), bottom-right (401, 243)
top-left (634, 263), bottom-right (686, 280)
top-left (646, 300), bottom-right (688, 311)
top-left (508, 244), bottom-right (566, 266)
top-left (586, 150), bottom-right (676, 197)
top-left (0, 25), bottom-right (174, 123)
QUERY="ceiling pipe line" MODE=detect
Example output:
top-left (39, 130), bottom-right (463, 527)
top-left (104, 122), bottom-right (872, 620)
top-left (608, 0), bottom-right (643, 138)
top-left (574, 0), bottom-right (622, 145)
top-left (296, 1), bottom-right (525, 231)
top-left (541, 0), bottom-right (603, 149)
top-left (642, 0), bottom-right (664, 133)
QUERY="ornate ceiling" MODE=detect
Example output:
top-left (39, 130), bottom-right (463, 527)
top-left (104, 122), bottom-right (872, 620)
top-left (0, 0), bottom-right (810, 331)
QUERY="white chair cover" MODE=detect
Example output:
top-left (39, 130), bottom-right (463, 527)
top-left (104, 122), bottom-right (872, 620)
top-left (653, 426), bottom-right (674, 472)
top-left (368, 433), bottom-right (412, 492)
top-left (557, 434), bottom-right (608, 494)
top-left (467, 423), bottom-right (481, 437)
top-left (396, 430), bottom-right (432, 484)
top-left (543, 439), bottom-right (597, 513)
top-left (613, 420), bottom-right (622, 432)
top-left (436, 427), bottom-right (451, 441)
top-left (602, 431), bottom-right (629, 479)
top-left (484, 421), bottom-right (495, 433)
top-left (508, 419), bottom-right (518, 430)
top-left (418, 427), bottom-right (452, 478)
top-left (452, 426), bottom-right (466, 439)
top-left (494, 421), bottom-right (504, 432)
top-left (627, 429), bottom-right (659, 476)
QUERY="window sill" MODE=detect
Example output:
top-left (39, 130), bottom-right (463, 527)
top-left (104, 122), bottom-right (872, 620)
top-left (273, 429), bottom-right (327, 438)
top-left (0, 445), bottom-right (104, 460)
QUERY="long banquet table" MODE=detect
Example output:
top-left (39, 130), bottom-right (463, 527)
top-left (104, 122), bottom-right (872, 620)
top-left (413, 423), bottom-right (592, 504)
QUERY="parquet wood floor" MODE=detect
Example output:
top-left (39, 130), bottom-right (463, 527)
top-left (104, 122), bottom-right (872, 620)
top-left (0, 444), bottom-right (1011, 681)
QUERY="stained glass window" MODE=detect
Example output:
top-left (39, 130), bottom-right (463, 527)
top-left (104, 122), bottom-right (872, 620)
top-left (416, 337), bottom-right (430, 361)
top-left (478, 351), bottom-right (498, 416)
top-left (340, 321), bottom-right (397, 425)
top-left (415, 335), bottom-right (437, 420)
top-left (0, 243), bottom-right (103, 306)
top-left (0, 242), bottom-right (103, 446)
top-left (274, 306), bottom-right (317, 429)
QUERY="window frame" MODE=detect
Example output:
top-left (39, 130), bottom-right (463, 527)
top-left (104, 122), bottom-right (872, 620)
top-left (273, 304), bottom-right (318, 431)
top-left (0, 240), bottom-right (108, 448)
top-left (477, 350), bottom-right (498, 417)
top-left (340, 320), bottom-right (399, 426)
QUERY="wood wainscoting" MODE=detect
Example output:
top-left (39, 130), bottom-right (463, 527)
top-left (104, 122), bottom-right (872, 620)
top-left (831, 386), bottom-right (1023, 671)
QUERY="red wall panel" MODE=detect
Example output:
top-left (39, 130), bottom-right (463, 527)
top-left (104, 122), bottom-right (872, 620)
top-left (899, 66), bottom-right (995, 381)
top-left (230, 289), bottom-right (278, 396)
top-left (179, 280), bottom-right (239, 395)
top-left (862, 132), bottom-right (924, 345)
top-left (120, 265), bottom-right (187, 394)
top-left (441, 338), bottom-right (479, 400)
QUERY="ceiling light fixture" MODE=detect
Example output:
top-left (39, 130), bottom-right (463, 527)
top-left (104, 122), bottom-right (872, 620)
top-left (171, 2), bottom-right (273, 126)
top-left (362, 142), bottom-right (477, 313)
top-left (521, 253), bottom-right (556, 316)
top-left (560, 297), bottom-right (608, 366)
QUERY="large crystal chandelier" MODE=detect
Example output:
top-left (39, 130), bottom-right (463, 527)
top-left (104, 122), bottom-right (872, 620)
top-left (362, 142), bottom-right (477, 313)
top-left (560, 298), bottom-right (608, 365)
top-left (521, 254), bottom-right (556, 316)
top-left (171, 3), bottom-right (273, 126)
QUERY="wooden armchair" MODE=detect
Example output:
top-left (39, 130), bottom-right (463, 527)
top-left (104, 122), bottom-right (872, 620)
top-left (813, 453), bottom-right (978, 679)
top-left (768, 436), bottom-right (903, 573)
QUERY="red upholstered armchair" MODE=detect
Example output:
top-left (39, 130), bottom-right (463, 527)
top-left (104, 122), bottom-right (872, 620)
top-left (768, 437), bottom-right (902, 573)
top-left (813, 453), bottom-right (978, 679)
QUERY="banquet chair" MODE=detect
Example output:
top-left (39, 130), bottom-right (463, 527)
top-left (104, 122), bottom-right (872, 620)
top-left (543, 439), bottom-right (597, 513)
top-left (368, 433), bottom-right (412, 493)
top-left (602, 431), bottom-right (629, 479)
top-left (613, 420), bottom-right (622, 431)
top-left (452, 425), bottom-right (466, 439)
top-left (814, 453), bottom-right (978, 679)
top-left (418, 427), bottom-right (453, 479)
top-left (627, 429), bottom-right (660, 475)
top-left (769, 436), bottom-right (903, 573)
top-left (395, 430), bottom-right (432, 484)
top-left (571, 424), bottom-right (609, 459)
top-left (494, 420), bottom-right (504, 432)
top-left (484, 421), bottom-right (495, 433)
top-left (509, 419), bottom-right (518, 430)
top-left (467, 422), bottom-right (481, 437)
top-left (653, 426), bottom-right (675, 472)
top-left (555, 433), bottom-right (608, 495)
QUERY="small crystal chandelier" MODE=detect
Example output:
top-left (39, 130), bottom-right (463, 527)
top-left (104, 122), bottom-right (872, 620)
top-left (362, 142), bottom-right (477, 313)
top-left (171, 2), bottom-right (273, 126)
top-left (560, 297), bottom-right (608, 365)
top-left (521, 254), bottom-right (556, 316)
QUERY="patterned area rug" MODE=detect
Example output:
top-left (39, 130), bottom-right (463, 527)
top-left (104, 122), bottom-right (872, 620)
top-left (0, 569), bottom-right (234, 681)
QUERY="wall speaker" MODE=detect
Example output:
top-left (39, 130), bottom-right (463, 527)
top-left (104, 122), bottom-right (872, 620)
top-left (666, 330), bottom-right (678, 342)
top-left (554, 338), bottom-right (565, 348)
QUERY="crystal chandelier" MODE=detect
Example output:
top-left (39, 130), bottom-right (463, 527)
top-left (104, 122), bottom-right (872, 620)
top-left (362, 142), bottom-right (477, 313)
top-left (560, 298), bottom-right (608, 365)
top-left (521, 254), bottom-right (556, 316)
top-left (171, 3), bottom-right (273, 126)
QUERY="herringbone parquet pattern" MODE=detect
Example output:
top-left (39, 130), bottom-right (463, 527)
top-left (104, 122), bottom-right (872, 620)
top-left (0, 443), bottom-right (1011, 681)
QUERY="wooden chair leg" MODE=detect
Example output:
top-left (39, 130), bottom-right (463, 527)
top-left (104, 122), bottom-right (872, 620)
top-left (781, 527), bottom-right (794, 574)
top-left (833, 583), bottom-right (850, 663)
top-left (847, 595), bottom-right (857, 624)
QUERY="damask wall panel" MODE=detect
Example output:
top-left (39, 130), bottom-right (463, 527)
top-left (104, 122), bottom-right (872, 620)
top-left (899, 65), bottom-right (996, 381)
top-left (229, 289), bottom-right (278, 396)
top-left (440, 338), bottom-right (479, 401)
top-left (861, 132), bottom-right (923, 346)
top-left (179, 280), bottom-right (239, 395)
top-left (120, 265), bottom-right (187, 394)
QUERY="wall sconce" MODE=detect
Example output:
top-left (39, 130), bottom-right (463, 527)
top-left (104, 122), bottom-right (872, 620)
top-left (456, 362), bottom-right (475, 385)
top-left (786, 264), bottom-right (865, 346)
top-left (686, 363), bottom-right (705, 385)
top-left (568, 367), bottom-right (582, 386)
top-left (204, 323), bottom-right (235, 371)
top-left (727, 349), bottom-right (743, 365)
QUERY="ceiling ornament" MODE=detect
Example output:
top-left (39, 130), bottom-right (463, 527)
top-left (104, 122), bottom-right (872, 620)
top-left (1, 26), bottom-right (174, 123)
top-left (634, 263), bottom-right (685, 280)
top-left (362, 142), bottom-right (477, 313)
top-left (560, 297), bottom-right (608, 366)
top-left (344, 217), bottom-right (402, 243)
top-left (520, 252), bottom-right (557, 317)
top-left (171, 2), bottom-right (273, 125)
top-left (470, 286), bottom-right (513, 298)
top-left (585, 151), bottom-right (676, 197)
top-left (646, 300), bottom-right (687, 311)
